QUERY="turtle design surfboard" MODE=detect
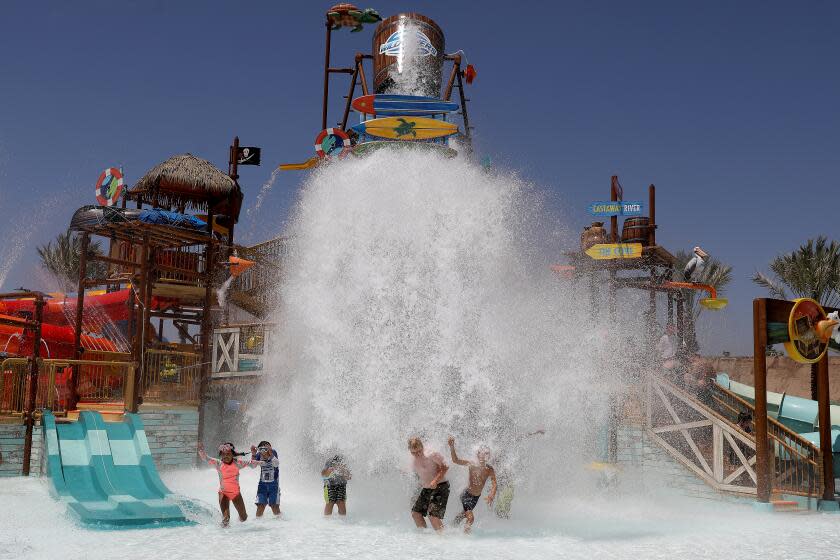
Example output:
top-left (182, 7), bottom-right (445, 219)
top-left (352, 94), bottom-right (459, 116)
top-left (351, 116), bottom-right (459, 140)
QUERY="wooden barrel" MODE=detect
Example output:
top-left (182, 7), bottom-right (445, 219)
top-left (372, 13), bottom-right (445, 97)
top-left (621, 217), bottom-right (650, 245)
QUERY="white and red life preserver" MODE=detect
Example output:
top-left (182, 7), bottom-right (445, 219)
top-left (95, 167), bottom-right (124, 206)
top-left (314, 128), bottom-right (351, 158)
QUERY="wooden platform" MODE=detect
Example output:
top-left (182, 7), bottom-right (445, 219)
top-left (563, 244), bottom-right (676, 272)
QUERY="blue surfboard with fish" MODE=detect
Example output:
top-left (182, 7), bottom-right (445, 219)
top-left (352, 94), bottom-right (459, 116)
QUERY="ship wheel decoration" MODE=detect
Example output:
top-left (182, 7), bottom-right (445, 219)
top-left (784, 298), bottom-right (837, 364)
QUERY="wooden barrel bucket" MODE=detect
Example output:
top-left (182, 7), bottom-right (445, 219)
top-left (372, 13), bottom-right (445, 96)
top-left (621, 217), bottom-right (650, 245)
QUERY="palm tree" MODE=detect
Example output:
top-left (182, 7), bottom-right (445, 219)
top-left (36, 230), bottom-right (107, 292)
top-left (674, 250), bottom-right (733, 354)
top-left (752, 236), bottom-right (840, 399)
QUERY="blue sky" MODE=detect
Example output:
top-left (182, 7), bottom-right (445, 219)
top-left (1, 1), bottom-right (838, 355)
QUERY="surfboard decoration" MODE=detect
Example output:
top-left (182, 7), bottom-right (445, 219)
top-left (351, 117), bottom-right (459, 141)
top-left (351, 140), bottom-right (458, 158)
top-left (352, 94), bottom-right (459, 116)
top-left (314, 128), bottom-right (351, 158)
top-left (95, 167), bottom-right (124, 206)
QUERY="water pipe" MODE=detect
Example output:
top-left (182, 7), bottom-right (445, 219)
top-left (664, 281), bottom-right (728, 310)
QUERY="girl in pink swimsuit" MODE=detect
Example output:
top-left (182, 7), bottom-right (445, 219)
top-left (198, 442), bottom-right (256, 525)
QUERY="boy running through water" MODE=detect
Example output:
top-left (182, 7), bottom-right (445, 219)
top-left (198, 442), bottom-right (256, 526)
top-left (448, 437), bottom-right (497, 533)
top-left (250, 441), bottom-right (281, 517)
top-left (408, 437), bottom-right (450, 532)
top-left (321, 454), bottom-right (352, 516)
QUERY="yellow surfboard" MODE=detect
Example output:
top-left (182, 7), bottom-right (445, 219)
top-left (352, 116), bottom-right (459, 141)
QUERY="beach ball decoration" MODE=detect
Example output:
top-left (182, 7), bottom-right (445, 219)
top-left (314, 128), bottom-right (351, 159)
top-left (95, 167), bottom-right (124, 206)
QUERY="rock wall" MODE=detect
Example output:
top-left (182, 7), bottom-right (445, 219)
top-left (0, 422), bottom-right (42, 477)
top-left (138, 407), bottom-right (199, 469)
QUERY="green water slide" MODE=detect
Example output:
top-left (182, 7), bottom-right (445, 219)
top-left (42, 410), bottom-right (187, 525)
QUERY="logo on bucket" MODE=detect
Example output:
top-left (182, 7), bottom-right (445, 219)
top-left (379, 29), bottom-right (437, 57)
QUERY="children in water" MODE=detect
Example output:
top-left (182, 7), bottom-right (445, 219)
top-left (448, 437), bottom-right (496, 533)
top-left (198, 442), bottom-right (256, 526)
top-left (250, 441), bottom-right (282, 517)
top-left (321, 454), bottom-right (351, 516)
top-left (408, 436), bottom-right (450, 532)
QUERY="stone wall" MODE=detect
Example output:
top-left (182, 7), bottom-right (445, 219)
top-left (138, 406), bottom-right (199, 469)
top-left (0, 422), bottom-right (42, 477)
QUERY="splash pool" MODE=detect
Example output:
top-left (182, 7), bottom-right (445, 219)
top-left (1, 467), bottom-right (838, 560)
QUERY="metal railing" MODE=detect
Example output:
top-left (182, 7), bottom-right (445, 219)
top-left (709, 382), bottom-right (823, 498)
top-left (142, 349), bottom-right (201, 404)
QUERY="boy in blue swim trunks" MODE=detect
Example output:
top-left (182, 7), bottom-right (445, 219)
top-left (448, 436), bottom-right (496, 533)
top-left (250, 441), bottom-right (281, 517)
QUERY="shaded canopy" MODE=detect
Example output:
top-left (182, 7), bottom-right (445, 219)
top-left (127, 153), bottom-right (243, 222)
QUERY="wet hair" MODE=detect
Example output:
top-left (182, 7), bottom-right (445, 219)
top-left (736, 412), bottom-right (752, 424)
top-left (408, 437), bottom-right (423, 450)
top-left (218, 442), bottom-right (247, 457)
top-left (258, 441), bottom-right (271, 448)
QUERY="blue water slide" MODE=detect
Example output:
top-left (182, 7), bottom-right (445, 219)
top-left (42, 410), bottom-right (187, 525)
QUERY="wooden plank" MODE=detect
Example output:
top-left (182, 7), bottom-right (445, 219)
top-left (651, 420), bottom-right (712, 433)
top-left (654, 383), bottom-right (713, 476)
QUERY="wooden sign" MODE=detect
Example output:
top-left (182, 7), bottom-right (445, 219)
top-left (588, 201), bottom-right (644, 217)
top-left (585, 243), bottom-right (643, 260)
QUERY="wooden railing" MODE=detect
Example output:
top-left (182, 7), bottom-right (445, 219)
top-left (647, 375), bottom-right (760, 494)
top-left (646, 374), bottom-right (824, 499)
top-left (142, 349), bottom-right (201, 404)
top-left (1, 357), bottom-right (136, 416)
top-left (709, 382), bottom-right (823, 498)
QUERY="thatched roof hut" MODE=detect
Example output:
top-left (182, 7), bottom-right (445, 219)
top-left (127, 153), bottom-right (243, 222)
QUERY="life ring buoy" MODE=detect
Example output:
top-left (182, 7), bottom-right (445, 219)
top-left (314, 128), bottom-right (351, 159)
top-left (95, 167), bottom-right (124, 206)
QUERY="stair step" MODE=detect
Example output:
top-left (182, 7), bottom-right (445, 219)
top-left (771, 500), bottom-right (801, 511)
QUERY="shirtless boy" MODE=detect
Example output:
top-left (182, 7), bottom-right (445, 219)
top-left (448, 436), bottom-right (497, 533)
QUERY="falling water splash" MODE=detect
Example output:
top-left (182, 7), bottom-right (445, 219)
top-left (247, 150), bottom-right (644, 500)
top-left (216, 275), bottom-right (234, 310)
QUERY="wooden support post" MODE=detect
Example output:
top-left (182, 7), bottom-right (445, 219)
top-left (69, 233), bottom-right (90, 411)
top-left (139, 244), bottom-right (154, 402)
top-left (124, 362), bottom-right (138, 414)
top-left (648, 184), bottom-right (656, 247)
top-left (131, 235), bottom-right (150, 411)
top-left (610, 176), bottom-right (619, 243)
top-left (817, 352), bottom-right (836, 501)
top-left (455, 64), bottom-right (472, 152)
top-left (197, 211), bottom-right (216, 455)
top-left (753, 298), bottom-right (771, 503)
top-left (443, 55), bottom-right (460, 101)
top-left (358, 57), bottom-right (369, 95)
top-left (676, 293), bottom-right (685, 363)
top-left (21, 295), bottom-right (44, 476)
top-left (341, 58), bottom-right (360, 131)
top-left (322, 22), bottom-right (332, 130)
top-left (229, 136), bottom-right (240, 183)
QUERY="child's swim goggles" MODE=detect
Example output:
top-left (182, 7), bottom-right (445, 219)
top-left (257, 446), bottom-right (268, 452)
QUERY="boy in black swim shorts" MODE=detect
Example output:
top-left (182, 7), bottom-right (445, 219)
top-left (322, 454), bottom-right (351, 516)
top-left (408, 437), bottom-right (450, 532)
top-left (448, 436), bottom-right (496, 533)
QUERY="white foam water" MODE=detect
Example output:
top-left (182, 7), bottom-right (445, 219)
top-left (245, 149), bottom-right (642, 506)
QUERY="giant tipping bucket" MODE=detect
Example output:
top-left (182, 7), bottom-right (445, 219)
top-left (373, 13), bottom-right (445, 97)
